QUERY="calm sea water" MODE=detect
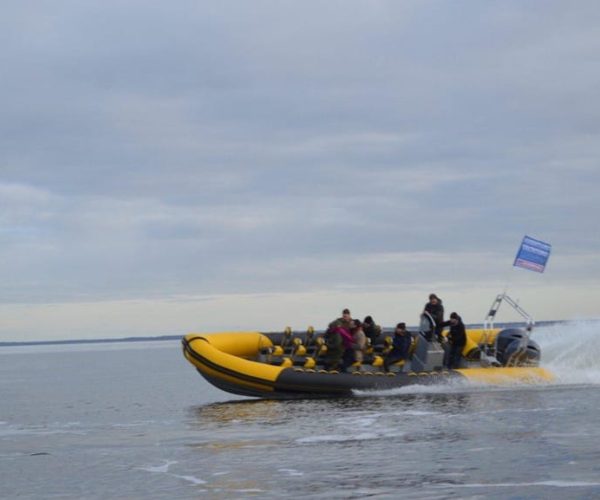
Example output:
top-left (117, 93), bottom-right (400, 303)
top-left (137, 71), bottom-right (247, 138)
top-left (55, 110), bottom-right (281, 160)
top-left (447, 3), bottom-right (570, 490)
top-left (2, 321), bottom-right (600, 499)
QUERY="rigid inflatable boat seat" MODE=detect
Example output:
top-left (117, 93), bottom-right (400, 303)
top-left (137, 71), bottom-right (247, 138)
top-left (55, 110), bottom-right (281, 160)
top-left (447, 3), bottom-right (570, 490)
top-left (280, 357), bottom-right (293, 368)
top-left (281, 327), bottom-right (293, 353)
top-left (387, 358), bottom-right (406, 373)
top-left (371, 355), bottom-right (384, 368)
top-left (382, 336), bottom-right (393, 356)
top-left (291, 338), bottom-right (309, 366)
top-left (291, 337), bottom-right (305, 354)
top-left (303, 357), bottom-right (316, 369)
top-left (314, 337), bottom-right (328, 364)
top-left (349, 361), bottom-right (363, 373)
top-left (263, 345), bottom-right (286, 365)
top-left (304, 326), bottom-right (315, 347)
top-left (361, 353), bottom-right (374, 365)
top-left (305, 327), bottom-right (321, 356)
top-left (362, 344), bottom-right (383, 366)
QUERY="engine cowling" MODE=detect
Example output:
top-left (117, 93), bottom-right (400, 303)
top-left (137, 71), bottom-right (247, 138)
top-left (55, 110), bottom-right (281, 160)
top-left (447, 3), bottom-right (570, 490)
top-left (495, 328), bottom-right (541, 367)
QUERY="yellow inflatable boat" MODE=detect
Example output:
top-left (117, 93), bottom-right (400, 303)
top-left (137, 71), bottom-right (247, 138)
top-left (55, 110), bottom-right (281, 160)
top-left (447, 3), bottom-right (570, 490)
top-left (181, 323), bottom-right (553, 399)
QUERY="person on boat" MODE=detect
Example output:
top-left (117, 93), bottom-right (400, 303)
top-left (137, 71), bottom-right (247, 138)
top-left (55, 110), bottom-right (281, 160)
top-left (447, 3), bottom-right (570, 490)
top-left (440, 312), bottom-right (466, 369)
top-left (338, 325), bottom-right (357, 372)
top-left (323, 327), bottom-right (344, 370)
top-left (384, 323), bottom-right (412, 372)
top-left (362, 315), bottom-right (382, 346)
top-left (328, 308), bottom-right (353, 332)
top-left (423, 293), bottom-right (444, 342)
top-left (324, 326), bottom-right (353, 371)
top-left (351, 319), bottom-right (367, 364)
top-left (324, 310), bottom-right (354, 371)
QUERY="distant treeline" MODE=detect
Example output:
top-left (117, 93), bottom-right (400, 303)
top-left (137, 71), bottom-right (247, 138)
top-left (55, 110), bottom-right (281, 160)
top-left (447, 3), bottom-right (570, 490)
top-left (0, 320), bottom-right (573, 347)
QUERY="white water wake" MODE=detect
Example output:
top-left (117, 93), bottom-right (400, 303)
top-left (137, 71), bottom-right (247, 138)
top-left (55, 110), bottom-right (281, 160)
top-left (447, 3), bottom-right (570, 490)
top-left (535, 320), bottom-right (600, 385)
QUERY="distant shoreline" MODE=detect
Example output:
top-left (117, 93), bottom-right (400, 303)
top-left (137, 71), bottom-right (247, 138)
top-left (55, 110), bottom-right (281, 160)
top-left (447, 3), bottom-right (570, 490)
top-left (0, 335), bottom-right (182, 347)
top-left (0, 319), bottom-right (587, 347)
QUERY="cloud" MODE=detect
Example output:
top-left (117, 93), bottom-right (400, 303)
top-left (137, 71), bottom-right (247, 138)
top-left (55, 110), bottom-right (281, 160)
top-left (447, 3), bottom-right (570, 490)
top-left (1, 1), bottom-right (600, 339)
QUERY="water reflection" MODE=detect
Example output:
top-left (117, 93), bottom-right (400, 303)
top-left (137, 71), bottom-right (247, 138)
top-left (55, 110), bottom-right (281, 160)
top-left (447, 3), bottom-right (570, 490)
top-left (191, 399), bottom-right (289, 425)
top-left (190, 391), bottom-right (479, 427)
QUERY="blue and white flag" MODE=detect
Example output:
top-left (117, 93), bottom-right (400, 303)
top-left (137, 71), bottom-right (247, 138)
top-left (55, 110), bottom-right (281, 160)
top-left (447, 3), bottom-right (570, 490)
top-left (513, 235), bottom-right (552, 273)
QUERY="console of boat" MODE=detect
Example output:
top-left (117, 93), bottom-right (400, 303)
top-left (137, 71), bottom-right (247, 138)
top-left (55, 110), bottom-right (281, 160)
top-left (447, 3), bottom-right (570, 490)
top-left (181, 295), bottom-right (553, 399)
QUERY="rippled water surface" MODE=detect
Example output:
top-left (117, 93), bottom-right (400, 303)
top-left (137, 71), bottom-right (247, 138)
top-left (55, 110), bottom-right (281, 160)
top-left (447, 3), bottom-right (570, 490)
top-left (2, 321), bottom-right (600, 499)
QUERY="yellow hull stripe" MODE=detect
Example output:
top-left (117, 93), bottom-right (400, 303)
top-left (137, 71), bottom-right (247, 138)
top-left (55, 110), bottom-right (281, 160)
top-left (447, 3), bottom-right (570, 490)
top-left (188, 353), bottom-right (275, 393)
top-left (455, 366), bottom-right (554, 384)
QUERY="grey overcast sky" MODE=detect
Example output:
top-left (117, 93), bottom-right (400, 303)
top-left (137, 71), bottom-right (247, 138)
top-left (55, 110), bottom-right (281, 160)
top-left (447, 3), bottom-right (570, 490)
top-left (1, 1), bottom-right (599, 341)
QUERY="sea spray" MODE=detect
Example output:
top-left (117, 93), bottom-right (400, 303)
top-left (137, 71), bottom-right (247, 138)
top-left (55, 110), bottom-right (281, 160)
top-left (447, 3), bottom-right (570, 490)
top-left (534, 320), bottom-right (600, 385)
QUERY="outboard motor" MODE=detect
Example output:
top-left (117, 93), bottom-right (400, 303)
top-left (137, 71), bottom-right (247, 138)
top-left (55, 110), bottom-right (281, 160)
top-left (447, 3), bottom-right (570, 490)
top-left (504, 338), bottom-right (541, 367)
top-left (495, 328), bottom-right (541, 367)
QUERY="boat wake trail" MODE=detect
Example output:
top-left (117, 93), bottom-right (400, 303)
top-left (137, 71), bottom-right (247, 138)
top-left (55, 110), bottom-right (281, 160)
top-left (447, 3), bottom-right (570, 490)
top-left (536, 320), bottom-right (600, 385)
top-left (353, 377), bottom-right (476, 397)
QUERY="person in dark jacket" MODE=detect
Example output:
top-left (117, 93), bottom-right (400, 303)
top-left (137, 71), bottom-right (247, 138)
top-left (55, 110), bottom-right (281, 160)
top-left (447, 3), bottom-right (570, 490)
top-left (323, 327), bottom-right (344, 370)
top-left (363, 315), bottom-right (382, 346)
top-left (423, 293), bottom-right (444, 342)
top-left (440, 312), bottom-right (466, 369)
top-left (384, 323), bottom-right (412, 372)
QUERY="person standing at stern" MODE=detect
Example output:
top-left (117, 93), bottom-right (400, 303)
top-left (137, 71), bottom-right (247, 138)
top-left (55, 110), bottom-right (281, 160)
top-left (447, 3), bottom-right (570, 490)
top-left (441, 312), bottom-right (466, 369)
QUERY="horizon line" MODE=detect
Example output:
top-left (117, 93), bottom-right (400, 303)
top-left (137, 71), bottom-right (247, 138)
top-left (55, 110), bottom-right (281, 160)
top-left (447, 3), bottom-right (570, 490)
top-left (0, 319), bottom-right (584, 347)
